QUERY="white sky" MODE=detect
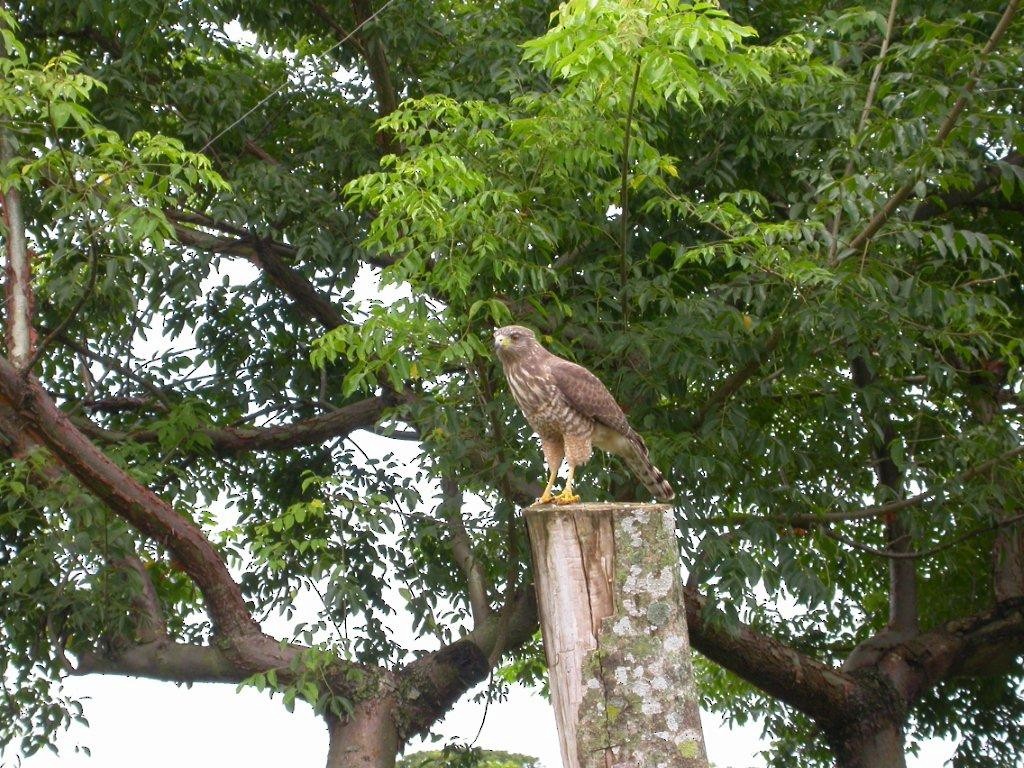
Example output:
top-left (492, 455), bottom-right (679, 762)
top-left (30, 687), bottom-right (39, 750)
top-left (19, 672), bottom-right (957, 768)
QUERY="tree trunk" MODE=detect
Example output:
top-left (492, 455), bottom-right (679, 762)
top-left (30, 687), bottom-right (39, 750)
top-left (829, 721), bottom-right (907, 768)
top-left (325, 699), bottom-right (400, 768)
top-left (525, 502), bottom-right (708, 768)
top-left (994, 517), bottom-right (1024, 602)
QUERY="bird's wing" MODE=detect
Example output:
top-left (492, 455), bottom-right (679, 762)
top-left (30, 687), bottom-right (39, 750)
top-left (550, 356), bottom-right (675, 501)
top-left (548, 357), bottom-right (633, 436)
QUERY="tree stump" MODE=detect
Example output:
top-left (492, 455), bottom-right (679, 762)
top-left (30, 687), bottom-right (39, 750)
top-left (524, 503), bottom-right (708, 768)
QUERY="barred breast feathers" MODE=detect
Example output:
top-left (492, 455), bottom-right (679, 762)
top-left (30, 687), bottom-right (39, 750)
top-left (505, 353), bottom-right (555, 411)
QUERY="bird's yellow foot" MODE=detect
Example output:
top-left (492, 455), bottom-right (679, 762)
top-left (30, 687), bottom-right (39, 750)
top-left (552, 488), bottom-right (580, 505)
top-left (536, 490), bottom-right (556, 505)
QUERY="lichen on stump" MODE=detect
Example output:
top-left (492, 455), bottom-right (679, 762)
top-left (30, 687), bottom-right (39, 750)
top-left (525, 503), bottom-right (708, 768)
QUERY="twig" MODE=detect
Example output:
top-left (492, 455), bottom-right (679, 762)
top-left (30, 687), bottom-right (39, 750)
top-left (692, 327), bottom-right (784, 427)
top-left (729, 444), bottom-right (1024, 528)
top-left (814, 446), bottom-right (1024, 524)
top-left (825, 512), bottom-right (1024, 560)
top-left (699, 444), bottom-right (1024, 528)
top-left (52, 332), bottom-right (172, 409)
top-left (22, 242), bottom-right (99, 374)
top-left (307, 577), bottom-right (349, 646)
top-left (440, 475), bottom-right (490, 624)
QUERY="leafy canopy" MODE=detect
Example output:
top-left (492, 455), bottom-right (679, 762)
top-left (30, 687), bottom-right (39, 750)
top-left (1, 0), bottom-right (1023, 765)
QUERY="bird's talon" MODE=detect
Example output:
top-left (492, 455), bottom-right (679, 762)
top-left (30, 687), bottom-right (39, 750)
top-left (536, 491), bottom-right (556, 505)
top-left (552, 490), bottom-right (580, 505)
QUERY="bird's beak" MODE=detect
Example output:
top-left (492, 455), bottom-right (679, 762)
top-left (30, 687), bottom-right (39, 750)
top-left (494, 335), bottom-right (510, 349)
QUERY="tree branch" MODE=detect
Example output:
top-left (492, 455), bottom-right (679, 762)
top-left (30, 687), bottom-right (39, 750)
top-left (679, 585), bottom-right (1024, 738)
top-left (395, 588), bottom-right (537, 738)
top-left (692, 327), bottom-right (783, 428)
top-left (78, 396), bottom-right (163, 414)
top-left (168, 220), bottom-right (348, 331)
top-left (994, 506), bottom-right (1024, 602)
top-left (242, 137), bottom-right (281, 166)
top-left (78, 555), bottom-right (537, 744)
top-left (251, 239), bottom-right (349, 330)
top-left (1, 391), bottom-right (383, 707)
top-left (111, 553), bottom-right (168, 644)
top-left (440, 475), bottom-right (491, 625)
top-left (71, 633), bottom-right (334, 689)
top-left (22, 241), bottom-right (98, 374)
top-left (0, 356), bottom-right (259, 639)
top-left (851, 356), bottom-right (917, 634)
top-left (825, 444), bottom-right (1024, 524)
top-left (682, 585), bottom-right (857, 728)
top-left (827, 0), bottom-right (900, 261)
top-left (77, 393), bottom-right (391, 454)
top-left (73, 639), bottom-right (247, 683)
top-left (0, 401), bottom-right (66, 488)
top-left (52, 333), bottom-right (173, 410)
top-left (825, 512), bottom-right (1024, 561)
top-left (853, 597), bottom-right (1024, 707)
top-left (309, 0), bottom-right (399, 152)
top-left (912, 150), bottom-right (1023, 222)
top-left (348, 0), bottom-right (399, 119)
top-left (1, 129), bottom-right (35, 366)
top-left (936, 597), bottom-right (1024, 679)
top-left (701, 443), bottom-right (1024, 528)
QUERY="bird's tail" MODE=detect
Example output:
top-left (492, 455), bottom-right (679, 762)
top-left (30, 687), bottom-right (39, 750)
top-left (624, 432), bottom-right (675, 502)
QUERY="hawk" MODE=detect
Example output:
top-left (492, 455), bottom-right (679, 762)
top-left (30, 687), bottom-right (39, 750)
top-left (493, 325), bottom-right (675, 505)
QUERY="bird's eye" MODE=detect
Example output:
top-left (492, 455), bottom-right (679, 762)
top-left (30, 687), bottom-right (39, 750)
top-left (510, 333), bottom-right (520, 341)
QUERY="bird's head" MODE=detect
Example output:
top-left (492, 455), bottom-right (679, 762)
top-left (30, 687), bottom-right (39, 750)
top-left (493, 325), bottom-right (539, 362)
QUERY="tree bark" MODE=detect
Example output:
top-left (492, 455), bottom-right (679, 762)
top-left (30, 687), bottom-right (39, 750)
top-left (829, 721), bottom-right (907, 768)
top-left (994, 518), bottom-right (1024, 602)
top-left (1, 130), bottom-right (34, 365)
top-left (681, 584), bottom-right (856, 725)
top-left (326, 698), bottom-right (400, 768)
top-left (526, 503), bottom-right (708, 768)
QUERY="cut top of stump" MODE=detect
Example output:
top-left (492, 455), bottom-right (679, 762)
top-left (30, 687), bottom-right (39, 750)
top-left (523, 501), bottom-right (674, 516)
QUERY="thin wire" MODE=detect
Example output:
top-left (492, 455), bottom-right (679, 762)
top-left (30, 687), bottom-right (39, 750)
top-left (469, 669), bottom-right (494, 747)
top-left (199, 0), bottom-right (401, 154)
